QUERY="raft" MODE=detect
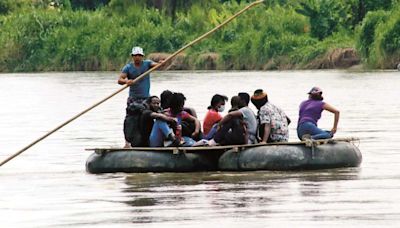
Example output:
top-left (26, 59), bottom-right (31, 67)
top-left (86, 146), bottom-right (227, 174)
top-left (85, 138), bottom-right (361, 174)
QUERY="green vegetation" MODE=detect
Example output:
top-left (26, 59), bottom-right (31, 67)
top-left (357, 7), bottom-right (400, 68)
top-left (0, 0), bottom-right (399, 72)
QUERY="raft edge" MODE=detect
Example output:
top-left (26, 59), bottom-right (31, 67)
top-left (85, 137), bottom-right (359, 154)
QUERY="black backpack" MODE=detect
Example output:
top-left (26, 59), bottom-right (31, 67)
top-left (123, 102), bottom-right (146, 147)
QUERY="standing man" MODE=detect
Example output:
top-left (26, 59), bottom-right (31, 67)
top-left (251, 89), bottom-right (290, 143)
top-left (118, 46), bottom-right (160, 148)
top-left (118, 46), bottom-right (160, 106)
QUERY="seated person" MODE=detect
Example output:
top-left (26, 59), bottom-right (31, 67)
top-left (140, 96), bottom-right (177, 146)
top-left (297, 87), bottom-right (339, 140)
top-left (208, 95), bottom-right (247, 146)
top-left (203, 94), bottom-right (228, 139)
top-left (124, 96), bottom-right (177, 147)
top-left (161, 90), bottom-right (198, 117)
top-left (251, 89), bottom-right (289, 143)
top-left (211, 92), bottom-right (258, 145)
top-left (228, 95), bottom-right (242, 112)
top-left (160, 90), bottom-right (173, 110)
top-left (160, 90), bottom-right (199, 139)
top-left (150, 92), bottom-right (201, 147)
top-left (160, 90), bottom-right (202, 140)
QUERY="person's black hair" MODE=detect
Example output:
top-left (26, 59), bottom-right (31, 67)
top-left (238, 92), bottom-right (250, 106)
top-left (145, 96), bottom-right (159, 105)
top-left (208, 94), bottom-right (228, 110)
top-left (144, 96), bottom-right (160, 112)
top-left (230, 95), bottom-right (245, 109)
top-left (169, 92), bottom-right (186, 115)
top-left (309, 93), bottom-right (324, 101)
top-left (160, 90), bottom-right (173, 109)
top-left (253, 89), bottom-right (265, 97)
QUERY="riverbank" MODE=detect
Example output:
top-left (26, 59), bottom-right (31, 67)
top-left (149, 47), bottom-right (362, 71)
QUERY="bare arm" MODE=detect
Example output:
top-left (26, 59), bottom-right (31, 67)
top-left (150, 112), bottom-right (176, 124)
top-left (117, 72), bottom-right (127, 85)
top-left (118, 72), bottom-right (134, 86)
top-left (219, 110), bottom-right (242, 125)
top-left (150, 59), bottom-right (164, 67)
top-left (184, 107), bottom-right (198, 118)
top-left (186, 115), bottom-right (201, 137)
top-left (261, 124), bottom-right (271, 143)
top-left (323, 103), bottom-right (340, 134)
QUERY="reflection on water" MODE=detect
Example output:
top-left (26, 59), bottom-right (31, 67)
top-left (119, 169), bottom-right (363, 225)
top-left (1, 71), bottom-right (400, 227)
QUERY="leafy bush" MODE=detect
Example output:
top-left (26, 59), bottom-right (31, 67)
top-left (296, 0), bottom-right (353, 40)
top-left (0, 0), bottom-right (14, 15)
top-left (356, 10), bottom-right (390, 60)
top-left (217, 5), bottom-right (310, 69)
top-left (370, 9), bottom-right (400, 68)
top-left (0, 0), bottom-right (399, 72)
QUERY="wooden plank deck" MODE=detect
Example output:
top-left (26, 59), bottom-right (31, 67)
top-left (85, 137), bottom-right (359, 154)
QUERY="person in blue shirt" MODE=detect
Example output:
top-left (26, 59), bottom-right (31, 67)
top-left (118, 46), bottom-right (161, 148)
top-left (118, 46), bottom-right (161, 107)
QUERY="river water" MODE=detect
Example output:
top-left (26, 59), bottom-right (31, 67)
top-left (1, 70), bottom-right (399, 227)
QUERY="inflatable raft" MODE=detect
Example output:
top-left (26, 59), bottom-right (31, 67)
top-left (86, 146), bottom-right (226, 174)
top-left (86, 138), bottom-right (361, 174)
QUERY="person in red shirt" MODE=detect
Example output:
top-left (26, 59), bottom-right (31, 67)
top-left (203, 94), bottom-right (228, 139)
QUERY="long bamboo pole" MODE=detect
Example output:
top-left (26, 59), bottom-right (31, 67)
top-left (0, 0), bottom-right (264, 167)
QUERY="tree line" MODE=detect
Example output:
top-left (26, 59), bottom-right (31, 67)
top-left (0, 0), bottom-right (399, 72)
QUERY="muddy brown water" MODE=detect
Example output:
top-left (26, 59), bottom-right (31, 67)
top-left (1, 70), bottom-right (400, 227)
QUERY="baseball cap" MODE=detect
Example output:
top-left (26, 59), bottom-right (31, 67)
top-left (307, 87), bottom-right (323, 94)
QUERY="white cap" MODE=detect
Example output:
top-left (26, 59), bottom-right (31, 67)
top-left (131, 46), bottom-right (144, 56)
